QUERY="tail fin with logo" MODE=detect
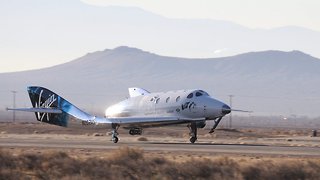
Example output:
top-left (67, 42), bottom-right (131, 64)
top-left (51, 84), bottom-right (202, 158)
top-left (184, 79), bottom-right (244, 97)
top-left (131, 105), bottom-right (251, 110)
top-left (7, 86), bottom-right (95, 127)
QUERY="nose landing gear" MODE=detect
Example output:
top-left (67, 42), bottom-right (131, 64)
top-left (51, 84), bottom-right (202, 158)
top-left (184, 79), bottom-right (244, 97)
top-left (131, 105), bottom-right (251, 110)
top-left (188, 122), bottom-right (197, 143)
top-left (209, 117), bottom-right (223, 134)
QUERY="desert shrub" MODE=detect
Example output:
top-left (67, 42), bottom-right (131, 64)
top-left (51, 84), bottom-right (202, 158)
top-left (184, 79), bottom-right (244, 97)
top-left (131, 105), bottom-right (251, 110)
top-left (136, 137), bottom-right (148, 141)
top-left (241, 160), bottom-right (274, 179)
top-left (79, 158), bottom-right (112, 179)
top-left (0, 149), bottom-right (16, 169)
top-left (19, 153), bottom-right (42, 170)
top-left (273, 160), bottom-right (320, 180)
top-left (1, 148), bottom-right (320, 180)
top-left (274, 162), bottom-right (306, 179)
top-left (213, 157), bottom-right (241, 179)
top-left (241, 165), bottom-right (261, 180)
top-left (150, 156), bottom-right (167, 166)
top-left (241, 160), bottom-right (320, 180)
top-left (0, 169), bottom-right (24, 180)
top-left (42, 152), bottom-right (80, 179)
top-left (111, 146), bottom-right (144, 161)
top-left (178, 160), bottom-right (213, 179)
top-left (166, 157), bottom-right (241, 180)
top-left (79, 147), bottom-right (147, 180)
top-left (304, 161), bottom-right (320, 179)
top-left (110, 147), bottom-right (148, 180)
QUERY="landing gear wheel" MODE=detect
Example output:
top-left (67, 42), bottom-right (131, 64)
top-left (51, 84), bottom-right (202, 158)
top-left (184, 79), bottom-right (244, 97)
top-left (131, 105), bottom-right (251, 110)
top-left (111, 123), bottom-right (120, 143)
top-left (112, 136), bottom-right (119, 143)
top-left (189, 137), bottom-right (197, 143)
top-left (188, 122), bottom-right (198, 144)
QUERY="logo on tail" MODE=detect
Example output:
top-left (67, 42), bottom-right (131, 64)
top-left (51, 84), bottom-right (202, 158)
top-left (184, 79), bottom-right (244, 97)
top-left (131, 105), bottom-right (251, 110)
top-left (34, 89), bottom-right (57, 121)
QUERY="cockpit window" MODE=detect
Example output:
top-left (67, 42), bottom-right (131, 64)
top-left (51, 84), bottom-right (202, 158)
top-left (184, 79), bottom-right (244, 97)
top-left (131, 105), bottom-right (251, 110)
top-left (195, 92), bottom-right (203, 97)
top-left (199, 90), bottom-right (209, 96)
top-left (187, 93), bottom-right (193, 99)
top-left (176, 96), bottom-right (181, 102)
top-left (166, 97), bottom-right (170, 103)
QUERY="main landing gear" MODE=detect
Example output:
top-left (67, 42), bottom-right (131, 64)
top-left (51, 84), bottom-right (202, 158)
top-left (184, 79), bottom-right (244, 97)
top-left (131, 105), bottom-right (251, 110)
top-left (188, 122), bottom-right (197, 143)
top-left (111, 123), bottom-right (120, 143)
top-left (129, 127), bottom-right (143, 135)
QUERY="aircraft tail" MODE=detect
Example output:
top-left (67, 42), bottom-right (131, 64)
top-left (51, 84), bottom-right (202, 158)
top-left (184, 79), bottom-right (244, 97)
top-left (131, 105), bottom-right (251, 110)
top-left (27, 86), bottom-right (95, 127)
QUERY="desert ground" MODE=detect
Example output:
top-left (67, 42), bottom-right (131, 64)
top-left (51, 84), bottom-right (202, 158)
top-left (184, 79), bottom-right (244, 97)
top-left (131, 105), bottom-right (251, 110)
top-left (1, 122), bottom-right (320, 159)
top-left (0, 122), bottom-right (320, 159)
top-left (1, 121), bottom-right (320, 179)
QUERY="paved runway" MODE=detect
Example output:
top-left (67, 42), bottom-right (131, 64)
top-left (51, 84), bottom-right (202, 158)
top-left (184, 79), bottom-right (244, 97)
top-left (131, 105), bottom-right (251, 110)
top-left (1, 134), bottom-right (320, 157)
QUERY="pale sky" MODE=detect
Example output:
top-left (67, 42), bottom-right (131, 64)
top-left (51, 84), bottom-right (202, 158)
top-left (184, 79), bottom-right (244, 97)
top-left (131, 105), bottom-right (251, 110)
top-left (82, 0), bottom-right (320, 30)
top-left (1, 0), bottom-right (319, 73)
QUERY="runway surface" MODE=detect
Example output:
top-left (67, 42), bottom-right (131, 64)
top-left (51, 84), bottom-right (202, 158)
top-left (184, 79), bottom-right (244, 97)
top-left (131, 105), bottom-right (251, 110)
top-left (1, 134), bottom-right (320, 158)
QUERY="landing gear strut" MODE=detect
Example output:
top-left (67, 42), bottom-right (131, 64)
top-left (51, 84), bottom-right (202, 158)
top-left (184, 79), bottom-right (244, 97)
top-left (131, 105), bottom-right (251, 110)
top-left (188, 122), bottom-right (197, 143)
top-left (209, 117), bottom-right (223, 134)
top-left (111, 123), bottom-right (120, 143)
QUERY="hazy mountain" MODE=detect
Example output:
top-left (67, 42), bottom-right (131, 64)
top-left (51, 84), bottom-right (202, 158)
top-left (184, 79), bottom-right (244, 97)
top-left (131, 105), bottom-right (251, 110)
top-left (2, 0), bottom-right (320, 64)
top-left (1, 46), bottom-right (320, 120)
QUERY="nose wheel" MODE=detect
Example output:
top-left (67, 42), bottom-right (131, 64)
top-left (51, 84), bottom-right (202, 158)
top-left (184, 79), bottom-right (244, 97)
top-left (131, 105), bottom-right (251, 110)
top-left (189, 136), bottom-right (197, 143)
top-left (188, 122), bottom-right (197, 143)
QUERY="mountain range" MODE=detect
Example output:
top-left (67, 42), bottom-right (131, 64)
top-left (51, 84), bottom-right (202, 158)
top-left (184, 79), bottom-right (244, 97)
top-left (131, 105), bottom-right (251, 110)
top-left (2, 0), bottom-right (320, 70)
top-left (1, 46), bottom-right (320, 120)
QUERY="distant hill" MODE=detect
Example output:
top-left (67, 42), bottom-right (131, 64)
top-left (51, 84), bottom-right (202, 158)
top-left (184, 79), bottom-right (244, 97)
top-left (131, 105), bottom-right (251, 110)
top-left (2, 1), bottom-right (320, 71)
top-left (1, 46), bottom-right (320, 121)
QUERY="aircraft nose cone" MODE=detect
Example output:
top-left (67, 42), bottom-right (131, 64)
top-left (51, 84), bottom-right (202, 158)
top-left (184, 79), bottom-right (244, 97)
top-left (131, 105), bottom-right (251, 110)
top-left (222, 104), bottom-right (231, 115)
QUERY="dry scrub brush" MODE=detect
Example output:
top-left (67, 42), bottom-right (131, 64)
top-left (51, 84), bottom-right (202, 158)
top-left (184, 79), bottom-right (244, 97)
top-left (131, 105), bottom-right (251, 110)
top-left (0, 148), bottom-right (320, 180)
